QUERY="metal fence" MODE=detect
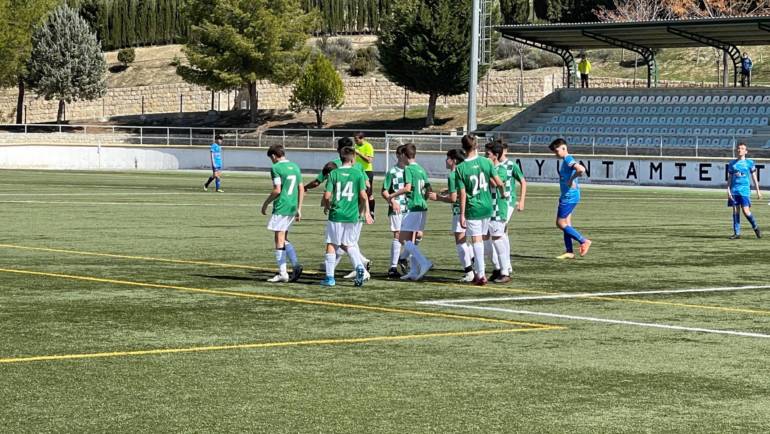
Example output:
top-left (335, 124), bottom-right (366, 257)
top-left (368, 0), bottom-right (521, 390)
top-left (2, 123), bottom-right (769, 159)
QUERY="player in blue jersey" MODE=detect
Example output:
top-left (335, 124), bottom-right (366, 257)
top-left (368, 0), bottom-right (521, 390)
top-left (549, 139), bottom-right (591, 259)
top-left (727, 142), bottom-right (762, 239)
top-left (204, 135), bottom-right (224, 192)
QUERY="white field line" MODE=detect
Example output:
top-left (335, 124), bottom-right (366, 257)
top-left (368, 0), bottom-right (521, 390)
top-left (428, 302), bottom-right (770, 339)
top-left (419, 285), bottom-right (770, 305)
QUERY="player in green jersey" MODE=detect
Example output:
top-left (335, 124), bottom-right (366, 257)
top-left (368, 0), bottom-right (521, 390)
top-left (483, 142), bottom-right (512, 283)
top-left (381, 145), bottom-right (409, 278)
top-left (496, 140), bottom-right (526, 276)
top-left (321, 147), bottom-right (373, 287)
top-left (388, 143), bottom-right (434, 280)
top-left (305, 137), bottom-right (372, 277)
top-left (261, 145), bottom-right (304, 283)
top-left (432, 148), bottom-right (475, 282)
top-left (455, 135), bottom-right (504, 286)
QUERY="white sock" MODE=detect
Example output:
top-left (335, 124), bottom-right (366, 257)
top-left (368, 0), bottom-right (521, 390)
top-left (324, 253), bottom-right (336, 278)
top-left (493, 238), bottom-right (511, 276)
top-left (284, 242), bottom-right (299, 267)
top-left (335, 247), bottom-right (344, 266)
top-left (464, 243), bottom-right (474, 264)
top-left (390, 239), bottom-right (401, 268)
top-left (275, 249), bottom-right (287, 275)
top-left (456, 243), bottom-right (468, 269)
top-left (503, 233), bottom-right (512, 272)
top-left (356, 245), bottom-right (369, 265)
top-left (405, 241), bottom-right (428, 266)
top-left (472, 242), bottom-right (485, 277)
top-left (485, 239), bottom-right (500, 270)
top-left (346, 246), bottom-right (363, 269)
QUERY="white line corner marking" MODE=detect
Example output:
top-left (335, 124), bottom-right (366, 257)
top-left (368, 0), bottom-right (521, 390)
top-left (419, 285), bottom-right (770, 339)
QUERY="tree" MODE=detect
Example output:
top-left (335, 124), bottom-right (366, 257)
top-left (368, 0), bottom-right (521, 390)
top-left (289, 55), bottom-right (344, 127)
top-left (26, 4), bottom-right (107, 122)
top-left (118, 47), bottom-right (136, 67)
top-left (378, 0), bottom-right (488, 127)
top-left (0, 0), bottom-right (57, 124)
top-left (178, 0), bottom-right (316, 124)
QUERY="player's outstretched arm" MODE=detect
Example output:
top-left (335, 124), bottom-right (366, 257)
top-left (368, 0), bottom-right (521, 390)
top-left (459, 189), bottom-right (467, 228)
top-left (304, 179), bottom-right (321, 191)
top-left (322, 191), bottom-right (331, 215)
top-left (359, 190), bottom-right (373, 224)
top-left (518, 177), bottom-right (527, 211)
top-left (726, 173), bottom-right (734, 200)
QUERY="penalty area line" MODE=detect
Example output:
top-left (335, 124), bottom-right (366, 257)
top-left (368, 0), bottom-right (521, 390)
top-left (419, 285), bottom-right (770, 305)
top-left (428, 302), bottom-right (770, 339)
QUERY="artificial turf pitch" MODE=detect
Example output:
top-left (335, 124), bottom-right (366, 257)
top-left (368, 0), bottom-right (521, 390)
top-left (1, 169), bottom-right (769, 432)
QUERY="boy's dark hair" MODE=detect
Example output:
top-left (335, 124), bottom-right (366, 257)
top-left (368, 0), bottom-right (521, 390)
top-left (495, 138), bottom-right (509, 150)
top-left (395, 144), bottom-right (405, 156)
top-left (402, 143), bottom-right (417, 159)
top-left (487, 142), bottom-right (504, 159)
top-left (322, 161), bottom-right (338, 177)
top-left (461, 134), bottom-right (477, 153)
top-left (446, 148), bottom-right (465, 164)
top-left (215, 134), bottom-right (224, 141)
top-left (737, 142), bottom-right (748, 148)
top-left (340, 146), bottom-right (356, 162)
top-left (354, 132), bottom-right (365, 139)
top-left (266, 145), bottom-right (285, 158)
top-left (337, 137), bottom-right (354, 150)
top-left (548, 138), bottom-right (567, 152)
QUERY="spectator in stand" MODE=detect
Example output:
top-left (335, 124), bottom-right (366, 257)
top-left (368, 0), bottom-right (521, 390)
top-left (578, 55), bottom-right (591, 88)
top-left (741, 52), bottom-right (753, 87)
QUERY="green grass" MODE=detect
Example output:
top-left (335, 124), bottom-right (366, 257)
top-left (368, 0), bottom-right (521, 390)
top-left (1, 169), bottom-right (770, 432)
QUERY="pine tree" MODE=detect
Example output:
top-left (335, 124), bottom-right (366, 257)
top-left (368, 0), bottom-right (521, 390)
top-left (379, 0), bottom-right (489, 126)
top-left (27, 4), bottom-right (107, 122)
top-left (178, 0), bottom-right (316, 123)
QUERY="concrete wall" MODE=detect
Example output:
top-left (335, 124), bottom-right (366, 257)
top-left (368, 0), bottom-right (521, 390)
top-left (0, 70), bottom-right (553, 124)
top-left (3, 145), bottom-right (768, 188)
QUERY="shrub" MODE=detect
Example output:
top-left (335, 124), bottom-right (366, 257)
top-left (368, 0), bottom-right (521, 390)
top-left (349, 47), bottom-right (378, 76)
top-left (315, 37), bottom-right (354, 68)
top-left (117, 47), bottom-right (136, 67)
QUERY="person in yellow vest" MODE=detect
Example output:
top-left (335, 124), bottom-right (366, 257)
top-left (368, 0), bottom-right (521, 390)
top-left (354, 132), bottom-right (376, 220)
top-left (578, 56), bottom-right (591, 88)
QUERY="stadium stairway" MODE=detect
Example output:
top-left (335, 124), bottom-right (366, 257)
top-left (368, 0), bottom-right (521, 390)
top-left (494, 88), bottom-right (770, 153)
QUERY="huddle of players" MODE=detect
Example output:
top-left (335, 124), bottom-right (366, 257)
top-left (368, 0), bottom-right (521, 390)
top-left (259, 134), bottom-right (531, 287)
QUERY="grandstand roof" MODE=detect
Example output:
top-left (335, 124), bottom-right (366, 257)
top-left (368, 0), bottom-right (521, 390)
top-left (497, 16), bottom-right (770, 49)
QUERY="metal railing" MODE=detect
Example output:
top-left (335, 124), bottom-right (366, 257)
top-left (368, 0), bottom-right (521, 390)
top-left (0, 123), bottom-right (458, 150)
top-left (3, 123), bottom-right (770, 158)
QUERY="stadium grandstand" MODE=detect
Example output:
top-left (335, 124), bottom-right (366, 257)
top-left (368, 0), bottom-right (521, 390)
top-left (490, 16), bottom-right (770, 157)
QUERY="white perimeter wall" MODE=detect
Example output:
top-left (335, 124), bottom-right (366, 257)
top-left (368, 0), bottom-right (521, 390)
top-left (2, 145), bottom-right (769, 188)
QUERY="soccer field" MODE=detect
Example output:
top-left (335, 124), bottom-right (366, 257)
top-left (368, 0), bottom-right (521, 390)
top-left (1, 169), bottom-right (769, 432)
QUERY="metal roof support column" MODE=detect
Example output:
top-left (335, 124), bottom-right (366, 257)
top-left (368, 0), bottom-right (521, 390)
top-left (502, 35), bottom-right (577, 88)
top-left (667, 27), bottom-right (741, 87)
top-left (582, 30), bottom-right (656, 88)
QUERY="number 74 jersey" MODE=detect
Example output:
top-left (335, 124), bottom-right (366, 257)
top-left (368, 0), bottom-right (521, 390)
top-left (454, 155), bottom-right (496, 220)
top-left (271, 160), bottom-right (302, 216)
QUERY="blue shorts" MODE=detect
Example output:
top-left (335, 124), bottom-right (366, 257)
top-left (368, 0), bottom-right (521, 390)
top-left (557, 201), bottom-right (579, 219)
top-left (728, 194), bottom-right (751, 208)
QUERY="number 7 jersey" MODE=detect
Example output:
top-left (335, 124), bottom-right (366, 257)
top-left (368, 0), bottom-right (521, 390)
top-left (270, 160), bottom-right (302, 216)
top-left (454, 155), bottom-right (496, 219)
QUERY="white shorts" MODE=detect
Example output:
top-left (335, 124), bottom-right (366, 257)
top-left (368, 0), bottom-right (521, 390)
top-left (325, 221), bottom-right (360, 247)
top-left (451, 214), bottom-right (464, 233)
top-left (389, 213), bottom-right (404, 232)
top-left (465, 218), bottom-right (490, 237)
top-left (488, 220), bottom-right (507, 237)
top-left (401, 211), bottom-right (427, 233)
top-left (267, 215), bottom-right (295, 232)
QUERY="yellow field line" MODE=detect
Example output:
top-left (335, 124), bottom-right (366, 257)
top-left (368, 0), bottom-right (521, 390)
top-left (0, 267), bottom-right (553, 329)
top-left (2, 243), bottom-right (767, 316)
top-left (0, 326), bottom-right (561, 364)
